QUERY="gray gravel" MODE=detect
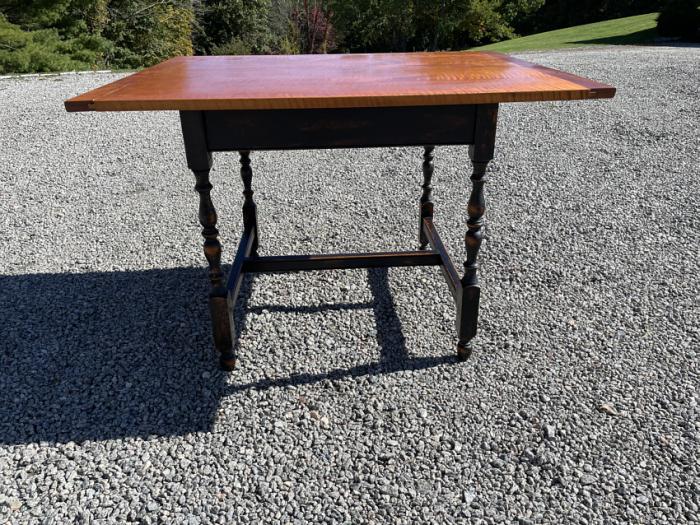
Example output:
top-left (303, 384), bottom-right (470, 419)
top-left (1, 46), bottom-right (699, 524)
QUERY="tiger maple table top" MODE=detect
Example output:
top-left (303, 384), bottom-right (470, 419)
top-left (64, 51), bottom-right (615, 112)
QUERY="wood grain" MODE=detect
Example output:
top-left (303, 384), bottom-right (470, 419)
top-left (65, 51), bottom-right (615, 112)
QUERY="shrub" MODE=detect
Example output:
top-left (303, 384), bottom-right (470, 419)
top-left (193, 0), bottom-right (274, 55)
top-left (211, 37), bottom-right (253, 55)
top-left (0, 14), bottom-right (108, 73)
top-left (103, 1), bottom-right (194, 68)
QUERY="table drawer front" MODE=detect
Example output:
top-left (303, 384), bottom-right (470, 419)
top-left (202, 105), bottom-right (478, 151)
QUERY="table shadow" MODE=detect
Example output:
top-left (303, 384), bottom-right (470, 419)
top-left (0, 266), bottom-right (452, 445)
top-left (227, 267), bottom-right (456, 394)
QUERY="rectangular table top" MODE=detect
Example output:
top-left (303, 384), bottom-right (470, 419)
top-left (64, 51), bottom-right (615, 112)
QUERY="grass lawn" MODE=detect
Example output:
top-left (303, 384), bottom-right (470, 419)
top-left (474, 12), bottom-right (659, 53)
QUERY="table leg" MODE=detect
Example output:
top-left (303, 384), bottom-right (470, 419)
top-left (419, 146), bottom-right (435, 250)
top-left (194, 169), bottom-right (236, 369)
top-left (180, 111), bottom-right (235, 370)
top-left (457, 104), bottom-right (498, 360)
top-left (239, 151), bottom-right (259, 255)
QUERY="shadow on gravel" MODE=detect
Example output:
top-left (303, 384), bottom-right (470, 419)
top-left (0, 267), bottom-right (452, 444)
top-left (225, 268), bottom-right (456, 394)
top-left (0, 267), bottom-right (222, 445)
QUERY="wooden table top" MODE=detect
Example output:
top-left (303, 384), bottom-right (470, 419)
top-left (64, 51), bottom-right (615, 112)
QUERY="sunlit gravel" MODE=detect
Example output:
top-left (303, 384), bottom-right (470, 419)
top-left (1, 46), bottom-right (698, 523)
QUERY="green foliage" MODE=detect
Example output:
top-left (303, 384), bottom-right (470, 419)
top-left (285, 0), bottom-right (335, 53)
top-left (458, 0), bottom-right (516, 45)
top-left (328, 0), bottom-right (413, 51)
top-left (210, 37), bottom-right (254, 55)
top-left (329, 0), bottom-right (544, 52)
top-left (193, 0), bottom-right (274, 55)
top-left (268, 0), bottom-right (301, 53)
top-left (657, 0), bottom-right (700, 41)
top-left (0, 1), bottom-right (194, 72)
top-left (0, 0), bottom-right (109, 36)
top-left (0, 0), bottom-right (72, 29)
top-left (192, 0), bottom-right (336, 56)
top-left (0, 13), bottom-right (110, 74)
top-left (476, 12), bottom-right (659, 52)
top-left (0, 0), bottom-right (682, 74)
top-left (514, 0), bottom-right (664, 34)
top-left (104, 1), bottom-right (194, 67)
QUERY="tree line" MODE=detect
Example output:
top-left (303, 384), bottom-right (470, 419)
top-left (0, 0), bottom-right (693, 75)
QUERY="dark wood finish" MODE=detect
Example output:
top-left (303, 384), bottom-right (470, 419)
top-left (419, 146), bottom-right (435, 250)
top-left (64, 51), bottom-right (615, 112)
top-left (227, 230), bottom-right (255, 296)
top-left (193, 168), bottom-right (224, 288)
top-left (179, 111), bottom-right (211, 170)
top-left (243, 251), bottom-right (442, 273)
top-left (238, 151), bottom-right (259, 255)
top-left (179, 103), bottom-right (502, 368)
top-left (194, 169), bottom-right (235, 369)
top-left (203, 106), bottom-right (476, 150)
top-left (463, 161), bottom-right (487, 287)
top-left (421, 218), bottom-right (460, 300)
top-left (457, 104), bottom-right (498, 361)
top-left (180, 111), bottom-right (235, 370)
top-left (226, 228), bottom-right (256, 365)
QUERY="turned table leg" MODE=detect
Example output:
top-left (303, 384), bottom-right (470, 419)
top-left (457, 104), bottom-right (498, 360)
top-left (419, 146), bottom-right (435, 250)
top-left (180, 111), bottom-right (235, 370)
top-left (239, 151), bottom-right (259, 255)
top-left (193, 169), bottom-right (236, 370)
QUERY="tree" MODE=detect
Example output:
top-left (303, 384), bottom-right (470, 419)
top-left (0, 0), bottom-right (195, 71)
top-left (0, 0), bottom-right (72, 29)
top-left (103, 0), bottom-right (194, 67)
top-left (330, 0), bottom-right (539, 52)
top-left (289, 0), bottom-right (335, 53)
top-left (329, 0), bottom-right (415, 51)
top-left (192, 0), bottom-right (273, 55)
top-left (0, 0), bottom-right (109, 36)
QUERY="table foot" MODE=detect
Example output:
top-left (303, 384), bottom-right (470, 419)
top-left (219, 354), bottom-right (237, 371)
top-left (209, 291), bottom-right (234, 370)
top-left (457, 342), bottom-right (473, 361)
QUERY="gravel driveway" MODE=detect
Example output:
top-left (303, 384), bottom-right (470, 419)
top-left (1, 46), bottom-right (698, 524)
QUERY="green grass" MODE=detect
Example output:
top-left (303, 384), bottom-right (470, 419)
top-left (474, 12), bottom-right (659, 53)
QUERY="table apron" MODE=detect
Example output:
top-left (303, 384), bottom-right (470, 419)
top-left (197, 105), bottom-right (482, 151)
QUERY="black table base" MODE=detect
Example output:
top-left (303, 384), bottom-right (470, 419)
top-left (180, 104), bottom-right (498, 370)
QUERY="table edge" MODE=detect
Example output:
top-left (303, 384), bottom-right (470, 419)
top-left (64, 88), bottom-right (615, 112)
top-left (64, 51), bottom-right (616, 113)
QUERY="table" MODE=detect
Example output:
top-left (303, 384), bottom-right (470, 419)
top-left (65, 51), bottom-right (615, 370)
